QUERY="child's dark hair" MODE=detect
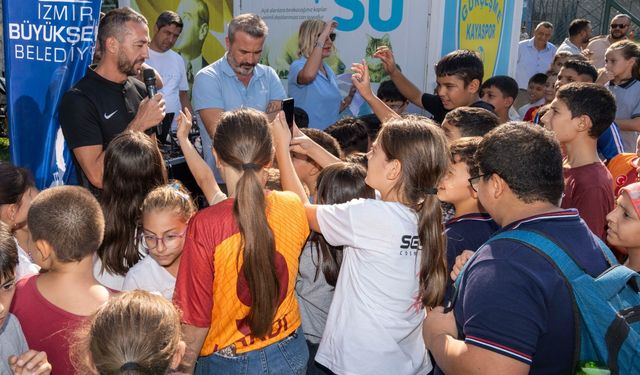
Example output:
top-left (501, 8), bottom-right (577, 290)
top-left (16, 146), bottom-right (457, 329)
top-left (310, 163), bottom-right (374, 286)
top-left (556, 82), bottom-right (617, 138)
top-left (213, 108), bottom-right (278, 338)
top-left (435, 49), bottom-right (484, 87)
top-left (141, 181), bottom-right (197, 223)
top-left (344, 152), bottom-right (368, 168)
top-left (607, 40), bottom-right (640, 80)
top-left (529, 73), bottom-right (548, 86)
top-left (562, 59), bottom-right (598, 82)
top-left (378, 116), bottom-right (450, 307)
top-left (99, 131), bottom-right (167, 275)
top-left (28, 186), bottom-right (105, 262)
top-left (73, 290), bottom-right (182, 375)
top-left (377, 80), bottom-right (407, 102)
top-left (449, 137), bottom-right (483, 178)
top-left (300, 128), bottom-right (341, 159)
top-left (444, 107), bottom-right (500, 137)
top-left (294, 107), bottom-right (310, 128)
top-left (324, 117), bottom-right (369, 156)
top-left (481, 75), bottom-right (519, 100)
top-left (0, 221), bottom-right (18, 281)
top-left (358, 113), bottom-right (382, 142)
top-left (0, 162), bottom-right (35, 206)
top-left (476, 123), bottom-right (564, 204)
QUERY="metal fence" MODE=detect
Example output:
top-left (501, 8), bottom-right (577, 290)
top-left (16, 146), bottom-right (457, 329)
top-left (529, 0), bottom-right (640, 44)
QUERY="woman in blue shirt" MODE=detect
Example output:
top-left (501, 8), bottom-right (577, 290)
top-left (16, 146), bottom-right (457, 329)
top-left (288, 20), bottom-right (353, 129)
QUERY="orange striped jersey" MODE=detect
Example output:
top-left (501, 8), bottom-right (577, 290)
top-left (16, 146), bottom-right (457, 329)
top-left (173, 191), bottom-right (310, 355)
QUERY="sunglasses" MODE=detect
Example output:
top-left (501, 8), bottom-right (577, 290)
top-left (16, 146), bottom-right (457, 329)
top-left (611, 23), bottom-right (629, 29)
top-left (319, 32), bottom-right (337, 42)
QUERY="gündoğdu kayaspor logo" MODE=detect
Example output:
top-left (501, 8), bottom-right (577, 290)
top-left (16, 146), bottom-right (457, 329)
top-left (458, 0), bottom-right (505, 79)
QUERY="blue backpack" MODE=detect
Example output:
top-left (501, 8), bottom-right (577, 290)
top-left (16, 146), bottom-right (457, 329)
top-left (449, 229), bottom-right (640, 374)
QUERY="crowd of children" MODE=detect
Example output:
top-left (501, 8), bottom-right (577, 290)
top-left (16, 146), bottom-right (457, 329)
top-left (2, 11), bottom-right (640, 375)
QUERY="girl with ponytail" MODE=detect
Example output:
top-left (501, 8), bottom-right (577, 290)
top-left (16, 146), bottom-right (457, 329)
top-left (274, 108), bottom-right (450, 374)
top-left (174, 108), bottom-right (310, 374)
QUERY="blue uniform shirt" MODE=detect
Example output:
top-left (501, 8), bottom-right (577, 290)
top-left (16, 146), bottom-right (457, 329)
top-left (444, 213), bottom-right (499, 300)
top-left (192, 54), bottom-right (286, 173)
top-left (454, 210), bottom-right (608, 374)
top-left (288, 57), bottom-right (342, 130)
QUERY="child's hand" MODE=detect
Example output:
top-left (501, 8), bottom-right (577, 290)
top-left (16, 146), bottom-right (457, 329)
top-left (176, 107), bottom-right (193, 141)
top-left (351, 61), bottom-right (374, 100)
top-left (372, 46), bottom-right (397, 75)
top-left (9, 350), bottom-right (52, 375)
top-left (289, 133), bottom-right (317, 158)
top-left (450, 250), bottom-right (475, 281)
top-left (269, 111), bottom-right (292, 151)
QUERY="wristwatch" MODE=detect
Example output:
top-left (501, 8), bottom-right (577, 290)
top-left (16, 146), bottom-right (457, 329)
top-left (315, 40), bottom-right (325, 49)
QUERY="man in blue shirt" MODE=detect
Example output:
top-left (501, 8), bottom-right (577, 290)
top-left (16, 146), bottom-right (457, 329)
top-left (192, 13), bottom-right (286, 174)
top-left (515, 22), bottom-right (557, 108)
top-left (424, 123), bottom-right (609, 374)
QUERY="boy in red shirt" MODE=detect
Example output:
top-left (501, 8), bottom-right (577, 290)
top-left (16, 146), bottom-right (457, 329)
top-left (11, 186), bottom-right (113, 374)
top-left (541, 83), bottom-right (616, 239)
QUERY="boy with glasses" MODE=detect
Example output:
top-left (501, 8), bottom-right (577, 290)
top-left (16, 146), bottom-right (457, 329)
top-left (376, 80), bottom-right (409, 115)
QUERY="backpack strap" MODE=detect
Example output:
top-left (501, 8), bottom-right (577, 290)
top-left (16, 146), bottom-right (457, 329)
top-left (445, 229), bottom-right (602, 310)
top-left (445, 229), bottom-right (587, 368)
top-left (595, 236), bottom-right (619, 267)
top-left (444, 245), bottom-right (485, 313)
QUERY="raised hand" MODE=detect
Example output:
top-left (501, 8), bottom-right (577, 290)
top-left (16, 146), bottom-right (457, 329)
top-left (319, 20), bottom-right (338, 40)
top-left (176, 107), bottom-right (193, 142)
top-left (351, 60), bottom-right (374, 100)
top-left (372, 46), bottom-right (397, 75)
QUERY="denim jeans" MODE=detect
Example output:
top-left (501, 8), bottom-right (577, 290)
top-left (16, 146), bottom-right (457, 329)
top-left (195, 328), bottom-right (308, 375)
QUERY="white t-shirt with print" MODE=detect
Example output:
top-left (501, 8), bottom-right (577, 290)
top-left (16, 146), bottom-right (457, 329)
top-left (315, 198), bottom-right (432, 375)
top-left (122, 255), bottom-right (176, 300)
top-left (146, 48), bottom-right (189, 130)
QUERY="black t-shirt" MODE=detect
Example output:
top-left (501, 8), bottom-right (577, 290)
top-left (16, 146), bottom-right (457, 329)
top-left (59, 67), bottom-right (147, 149)
top-left (59, 67), bottom-right (148, 192)
top-left (420, 92), bottom-right (494, 123)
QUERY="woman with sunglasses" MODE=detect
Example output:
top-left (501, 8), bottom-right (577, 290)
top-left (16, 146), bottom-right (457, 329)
top-left (288, 19), bottom-right (354, 130)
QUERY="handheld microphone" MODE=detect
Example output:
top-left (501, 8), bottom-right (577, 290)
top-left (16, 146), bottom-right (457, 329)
top-left (142, 69), bottom-right (162, 137)
top-left (143, 68), bottom-right (157, 98)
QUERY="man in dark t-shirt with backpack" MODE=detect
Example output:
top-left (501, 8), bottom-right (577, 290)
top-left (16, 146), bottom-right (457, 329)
top-left (424, 124), bottom-right (610, 374)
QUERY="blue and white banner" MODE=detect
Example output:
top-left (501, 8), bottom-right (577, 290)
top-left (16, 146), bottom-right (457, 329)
top-left (2, 0), bottom-right (102, 188)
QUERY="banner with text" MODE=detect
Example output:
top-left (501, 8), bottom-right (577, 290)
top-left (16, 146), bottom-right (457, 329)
top-left (2, 0), bottom-right (102, 188)
top-left (441, 0), bottom-right (517, 79)
top-left (236, 0), bottom-right (429, 115)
